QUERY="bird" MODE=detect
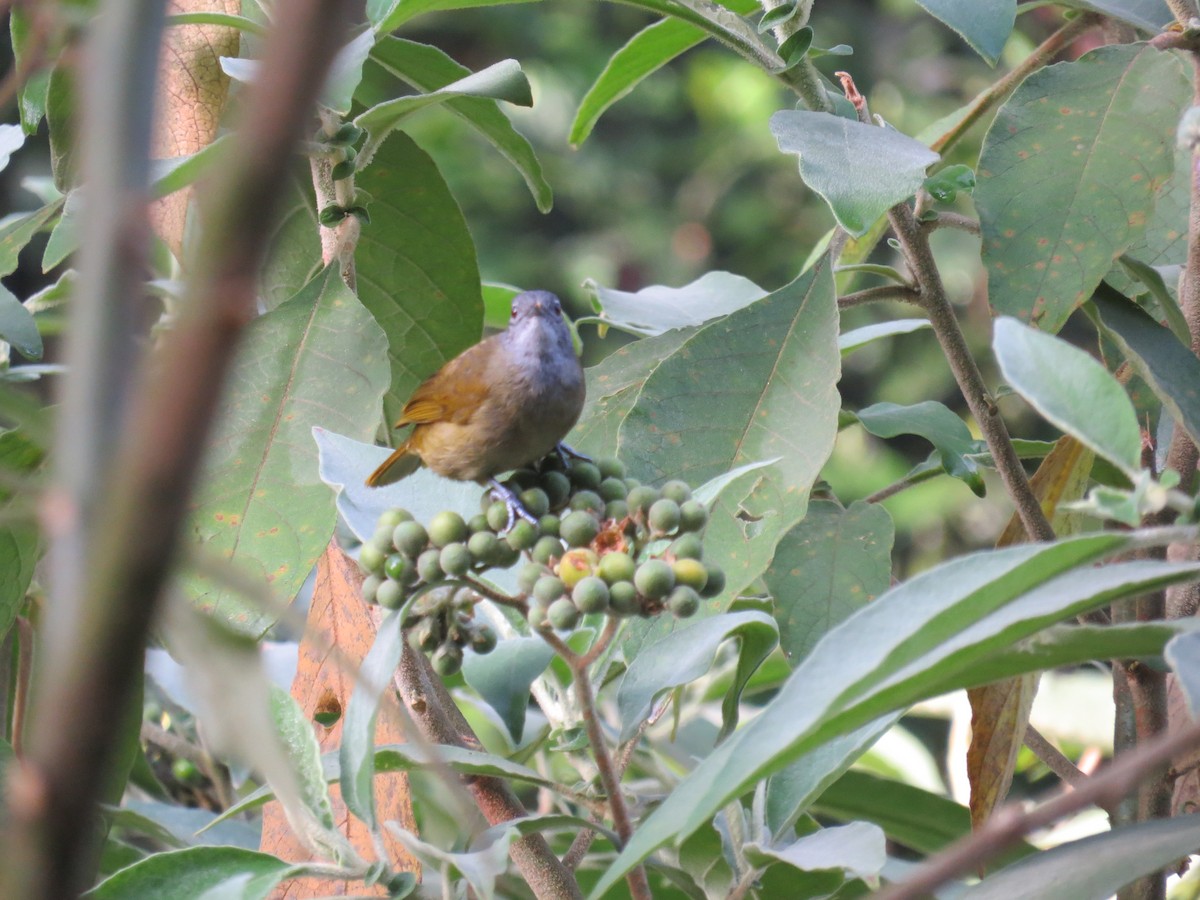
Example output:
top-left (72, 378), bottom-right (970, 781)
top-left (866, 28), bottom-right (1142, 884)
top-left (366, 290), bottom-right (587, 525)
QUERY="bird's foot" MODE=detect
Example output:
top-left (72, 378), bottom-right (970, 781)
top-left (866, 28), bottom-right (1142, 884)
top-left (555, 442), bottom-right (592, 468)
top-left (488, 478), bottom-right (538, 532)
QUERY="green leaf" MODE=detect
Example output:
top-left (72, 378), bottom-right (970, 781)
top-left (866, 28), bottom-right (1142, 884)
top-left (151, 134), bottom-right (234, 200)
top-left (617, 260), bottom-right (840, 601)
top-left (323, 28), bottom-right (377, 115)
top-left (461, 637), bottom-right (555, 742)
top-left (757, 2), bottom-right (799, 33)
top-left (184, 268), bottom-right (390, 634)
top-left (765, 500), bottom-right (894, 665)
top-left (47, 64), bottom-right (76, 191)
top-left (11, 10), bottom-right (49, 134)
top-left (589, 532), bottom-right (1197, 894)
top-left (993, 317), bottom-right (1141, 477)
top-left (386, 824), bottom-right (511, 900)
top-left (42, 188), bottom-right (80, 273)
top-left (165, 12), bottom-right (268, 36)
top-left (260, 176), bottom-right (321, 313)
top-left (771, 111), bottom-right (940, 236)
top-left (745, 821), bottom-right (885, 881)
top-left (922, 163), bottom-right (975, 203)
top-left (1166, 631), bottom-right (1200, 718)
top-left (968, 815), bottom-right (1200, 900)
top-left (776, 26), bottom-right (814, 67)
top-left (584, 271), bottom-right (768, 336)
top-left (856, 401), bottom-right (984, 494)
top-left (1111, 255), bottom-right (1191, 346)
top-left (838, 319), bottom-right (930, 354)
top-left (340, 609), bottom-right (405, 829)
top-left (0, 197), bottom-right (66, 278)
top-left (0, 284), bottom-right (43, 360)
top-left (1058, 0), bottom-right (1175, 32)
top-left (1089, 287), bottom-right (1200, 452)
top-left (976, 44), bottom-right (1188, 332)
top-left (86, 846), bottom-right (292, 899)
top-left (914, 0), bottom-right (1014, 65)
top-left (375, 0), bottom-right (541, 33)
top-left (109, 799), bottom-right (259, 850)
top-left (0, 125), bottom-right (26, 174)
top-left (0, 429), bottom-right (43, 638)
top-left (352, 131), bottom-right (483, 424)
top-left (482, 281), bottom-right (521, 330)
top-left (268, 687), bottom-right (335, 831)
top-left (617, 611), bottom-right (778, 741)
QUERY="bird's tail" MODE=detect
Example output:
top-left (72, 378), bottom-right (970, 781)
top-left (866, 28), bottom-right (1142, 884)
top-left (365, 441), bottom-right (422, 487)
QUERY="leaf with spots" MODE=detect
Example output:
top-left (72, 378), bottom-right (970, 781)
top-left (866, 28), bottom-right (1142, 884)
top-left (354, 131), bottom-right (483, 425)
top-left (183, 267), bottom-right (390, 635)
top-left (976, 43), bottom-right (1188, 333)
top-left (765, 499), bottom-right (894, 665)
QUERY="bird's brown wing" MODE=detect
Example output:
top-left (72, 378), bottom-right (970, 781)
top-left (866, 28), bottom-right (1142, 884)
top-left (395, 340), bottom-right (494, 426)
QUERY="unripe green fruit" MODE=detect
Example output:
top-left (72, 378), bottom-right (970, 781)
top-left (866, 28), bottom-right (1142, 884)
top-left (661, 479), bottom-right (692, 504)
top-left (605, 499), bottom-right (630, 522)
top-left (376, 578), bottom-right (406, 610)
top-left (609, 580), bottom-right (639, 616)
top-left (648, 498), bottom-right (682, 534)
top-left (627, 485), bottom-right (660, 514)
top-left (507, 469), bottom-right (538, 491)
top-left (439, 542), bottom-right (472, 577)
top-left (506, 519), bottom-right (539, 552)
top-left (486, 501), bottom-right (511, 532)
top-left (384, 553), bottom-right (417, 585)
top-left (667, 585), bottom-right (701, 618)
top-left (411, 615), bottom-right (444, 652)
top-left (360, 574), bottom-right (383, 604)
top-left (172, 757), bottom-right (202, 785)
top-left (570, 491), bottom-right (605, 516)
top-left (532, 575), bottom-right (566, 607)
top-left (547, 597), bottom-right (581, 630)
top-left (467, 513), bottom-right (490, 534)
top-left (599, 457), bottom-right (627, 480)
top-left (392, 521), bottom-right (429, 558)
top-left (623, 476), bottom-right (641, 491)
top-left (429, 511), bottom-right (468, 548)
top-left (538, 514), bottom-right (560, 538)
top-left (492, 542), bottom-right (520, 568)
top-left (699, 563), bottom-right (726, 598)
top-left (467, 531), bottom-right (500, 566)
top-left (670, 533), bottom-right (704, 561)
top-left (470, 624), bottom-right (498, 654)
top-left (432, 643), bottom-right (463, 677)
top-left (561, 510), bottom-right (600, 548)
top-left (377, 508), bottom-right (412, 529)
top-left (572, 576), bottom-right (610, 614)
top-left (519, 488), bottom-right (550, 519)
top-left (532, 535), bottom-right (564, 565)
top-left (359, 543), bottom-right (386, 575)
top-left (678, 499), bottom-right (708, 532)
top-left (598, 477), bottom-right (627, 502)
top-left (634, 559), bottom-right (675, 599)
top-left (372, 521), bottom-right (397, 550)
top-left (673, 558), bottom-right (709, 591)
top-left (527, 605), bottom-right (549, 630)
top-left (598, 551), bottom-right (636, 585)
top-left (568, 460), bottom-right (602, 490)
top-left (416, 549), bottom-right (443, 582)
top-left (557, 548), bottom-right (598, 588)
top-left (518, 562), bottom-right (550, 594)
top-left (540, 471), bottom-right (572, 508)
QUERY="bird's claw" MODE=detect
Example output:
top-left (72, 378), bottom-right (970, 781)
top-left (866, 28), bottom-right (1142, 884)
top-left (488, 479), bottom-right (538, 533)
top-left (555, 442), bottom-right (591, 468)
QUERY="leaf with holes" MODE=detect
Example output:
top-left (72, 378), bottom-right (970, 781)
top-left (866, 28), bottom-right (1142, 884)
top-left (976, 44), bottom-right (1187, 332)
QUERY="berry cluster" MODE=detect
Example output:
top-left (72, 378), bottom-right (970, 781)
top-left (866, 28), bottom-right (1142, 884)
top-left (358, 455), bottom-right (725, 673)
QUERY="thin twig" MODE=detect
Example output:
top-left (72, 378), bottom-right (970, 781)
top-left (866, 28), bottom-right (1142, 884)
top-left (837, 285), bottom-right (922, 309)
top-left (864, 466), bottom-right (940, 504)
top-left (1023, 724), bottom-right (1089, 790)
top-left (920, 211), bottom-right (981, 235)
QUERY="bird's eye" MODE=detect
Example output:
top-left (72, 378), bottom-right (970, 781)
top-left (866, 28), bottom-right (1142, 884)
top-left (510, 305), bottom-right (518, 320)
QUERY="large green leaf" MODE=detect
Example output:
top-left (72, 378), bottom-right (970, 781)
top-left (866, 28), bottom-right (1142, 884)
top-left (268, 687), bottom-right (335, 831)
top-left (0, 429), bottom-right (42, 638)
top-left (353, 131), bottom-right (483, 424)
top-left (0, 197), bottom-right (65, 278)
top-left (1089, 287), bottom-right (1200, 451)
top-left (589, 532), bottom-right (1199, 895)
top-left (584, 271), bottom-right (767, 336)
top-left (993, 317), bottom-right (1142, 477)
top-left (374, 0), bottom-right (541, 33)
top-left (368, 38), bottom-right (551, 212)
top-left (10, 9), bottom-right (49, 134)
top-left (770, 112), bottom-right (939, 236)
top-left (914, 0), bottom-right (1014, 65)
top-left (461, 636), bottom-right (555, 742)
top-left (855, 401), bottom-right (984, 494)
top-left (86, 846), bottom-right (292, 900)
top-left (976, 44), bottom-right (1187, 332)
top-left (0, 283), bottom-right (42, 360)
top-left (184, 268), bottom-right (390, 633)
top-left (765, 499), bottom-right (894, 665)
top-left (259, 175), bottom-right (321, 313)
top-left (1060, 0), bottom-right (1175, 32)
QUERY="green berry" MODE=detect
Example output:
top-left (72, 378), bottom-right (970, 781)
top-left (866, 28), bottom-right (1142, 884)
top-left (670, 533), bottom-right (704, 561)
top-left (623, 476), bottom-right (641, 491)
top-left (532, 575), bottom-right (566, 606)
top-left (699, 563), bottom-right (726, 598)
top-left (609, 580), bottom-right (639, 616)
top-left (568, 460), bottom-right (602, 490)
top-left (467, 531), bottom-right (500, 566)
top-left (439, 542), bottom-right (472, 577)
top-left (518, 561), bottom-right (550, 594)
top-left (519, 488), bottom-right (550, 519)
top-left (673, 558), bottom-right (709, 591)
top-left (547, 597), bottom-right (581, 630)
top-left (661, 479), bottom-right (692, 504)
top-left (528, 605), bottom-right (549, 630)
top-left (506, 519), bottom-right (539, 552)
top-left (678, 499), bottom-right (708, 532)
top-left (605, 499), bottom-right (630, 521)
top-left (372, 521), bottom-right (397, 550)
top-left (467, 513), bottom-right (490, 534)
top-left (598, 477), bottom-right (627, 502)
top-left (361, 574), bottom-right (383, 604)
top-left (432, 643), bottom-right (464, 677)
top-left (599, 457), bottom-right (627, 480)
top-left (376, 578), bottom-right (406, 610)
top-left (634, 559), bottom-right (675, 599)
top-left (598, 551), bottom-right (636, 585)
top-left (540, 470), bottom-right (572, 508)
top-left (492, 542), bottom-right (520, 568)
top-left (627, 485), bottom-right (660, 514)
top-left (429, 511), bottom-right (468, 548)
top-left (470, 624), bottom-right (498, 654)
top-left (648, 498), bottom-right (682, 534)
top-left (392, 521), bottom-right (429, 557)
top-left (667, 585), bottom-right (701, 618)
top-left (172, 758), bottom-right (202, 785)
top-left (359, 543), bottom-right (386, 575)
top-left (538, 514), bottom-right (561, 537)
top-left (416, 549), bottom-right (443, 582)
top-left (486, 501), bottom-right (511, 532)
top-left (384, 553), bottom-right (417, 585)
top-left (411, 614), bottom-right (444, 651)
top-left (570, 490), bottom-right (605, 516)
top-left (572, 576), bottom-right (610, 614)
top-left (532, 535), bottom-right (564, 565)
top-left (377, 508), bottom-right (412, 529)
top-left (561, 510), bottom-right (600, 548)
